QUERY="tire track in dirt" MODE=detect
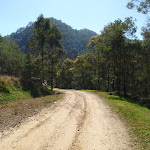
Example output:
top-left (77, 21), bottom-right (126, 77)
top-left (37, 91), bottom-right (85, 150)
top-left (0, 90), bottom-right (133, 150)
top-left (69, 94), bottom-right (88, 150)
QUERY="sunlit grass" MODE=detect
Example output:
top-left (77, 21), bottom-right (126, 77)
top-left (0, 76), bottom-right (32, 105)
top-left (86, 90), bottom-right (150, 150)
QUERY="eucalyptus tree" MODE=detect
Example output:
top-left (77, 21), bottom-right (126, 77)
top-left (0, 36), bottom-right (25, 76)
top-left (87, 18), bottom-right (137, 95)
top-left (71, 55), bottom-right (87, 89)
top-left (56, 58), bottom-right (73, 89)
top-left (45, 23), bottom-right (65, 91)
top-left (28, 15), bottom-right (64, 91)
top-left (127, 0), bottom-right (150, 14)
top-left (87, 35), bottom-right (108, 90)
top-left (127, 0), bottom-right (150, 41)
top-left (28, 15), bottom-right (51, 81)
top-left (101, 18), bottom-right (136, 95)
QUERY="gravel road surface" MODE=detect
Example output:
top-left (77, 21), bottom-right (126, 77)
top-left (0, 90), bottom-right (132, 150)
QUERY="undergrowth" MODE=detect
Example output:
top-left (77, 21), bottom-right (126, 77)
top-left (0, 76), bottom-right (52, 105)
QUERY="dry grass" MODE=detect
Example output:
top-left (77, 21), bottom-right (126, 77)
top-left (0, 93), bottom-right (63, 132)
top-left (0, 76), bottom-right (32, 104)
top-left (0, 75), bottom-right (19, 83)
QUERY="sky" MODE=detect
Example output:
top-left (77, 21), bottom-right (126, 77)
top-left (0, 0), bottom-right (148, 40)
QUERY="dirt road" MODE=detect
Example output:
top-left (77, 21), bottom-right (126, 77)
top-left (0, 90), bottom-right (132, 150)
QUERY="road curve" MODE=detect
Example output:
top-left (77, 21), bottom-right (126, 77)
top-left (0, 90), bottom-right (132, 150)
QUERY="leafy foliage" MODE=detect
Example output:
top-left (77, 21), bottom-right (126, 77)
top-left (1, 14), bottom-right (150, 106)
top-left (57, 18), bottom-right (150, 105)
top-left (127, 0), bottom-right (150, 14)
top-left (28, 15), bottom-right (65, 91)
top-left (0, 36), bottom-right (25, 76)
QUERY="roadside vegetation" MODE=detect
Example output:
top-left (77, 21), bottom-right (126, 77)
top-left (0, 76), bottom-right (31, 104)
top-left (0, 1), bottom-right (150, 146)
top-left (1, 11), bottom-right (150, 106)
top-left (57, 17), bottom-right (150, 107)
top-left (0, 76), bottom-right (52, 105)
top-left (0, 75), bottom-right (62, 132)
top-left (0, 92), bottom-right (62, 132)
top-left (0, 15), bottom-right (64, 131)
top-left (86, 90), bottom-right (150, 150)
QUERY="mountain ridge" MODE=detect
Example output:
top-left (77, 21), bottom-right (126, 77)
top-left (8, 17), bottom-right (97, 58)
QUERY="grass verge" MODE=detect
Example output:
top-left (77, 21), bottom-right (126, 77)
top-left (85, 90), bottom-right (150, 150)
top-left (0, 92), bottom-right (63, 132)
top-left (0, 76), bottom-right (52, 105)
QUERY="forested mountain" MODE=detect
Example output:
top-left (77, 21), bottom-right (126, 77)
top-left (1, 12), bottom-right (150, 106)
top-left (8, 18), bottom-right (96, 58)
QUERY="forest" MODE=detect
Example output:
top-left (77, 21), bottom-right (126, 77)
top-left (7, 18), bottom-right (96, 59)
top-left (0, 0), bottom-right (150, 106)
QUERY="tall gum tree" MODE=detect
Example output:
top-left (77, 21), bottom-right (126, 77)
top-left (127, 0), bottom-right (150, 14)
top-left (28, 15), bottom-right (64, 91)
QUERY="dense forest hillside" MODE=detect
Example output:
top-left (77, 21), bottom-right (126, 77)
top-left (8, 18), bottom-right (96, 58)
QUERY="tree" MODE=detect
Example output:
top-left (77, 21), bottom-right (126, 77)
top-left (22, 53), bottom-right (40, 79)
top-left (71, 55), bottom-right (86, 89)
top-left (127, 0), bottom-right (150, 14)
top-left (87, 35), bottom-right (108, 90)
top-left (56, 58), bottom-right (73, 89)
top-left (45, 23), bottom-right (65, 91)
top-left (28, 15), bottom-right (64, 91)
top-left (28, 14), bottom-right (51, 82)
top-left (0, 36), bottom-right (25, 76)
top-left (86, 18), bottom-right (137, 95)
top-left (127, 0), bottom-right (150, 40)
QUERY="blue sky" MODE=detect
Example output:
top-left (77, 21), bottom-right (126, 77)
top-left (0, 0), bottom-right (148, 39)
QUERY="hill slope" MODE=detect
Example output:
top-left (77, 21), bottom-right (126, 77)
top-left (0, 76), bottom-right (51, 104)
top-left (8, 18), bottom-right (97, 58)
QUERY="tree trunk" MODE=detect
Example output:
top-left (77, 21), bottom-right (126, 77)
top-left (107, 64), bottom-right (110, 92)
top-left (51, 59), bottom-right (54, 92)
top-left (41, 48), bottom-right (44, 83)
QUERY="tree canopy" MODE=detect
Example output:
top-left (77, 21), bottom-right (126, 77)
top-left (127, 0), bottom-right (150, 14)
